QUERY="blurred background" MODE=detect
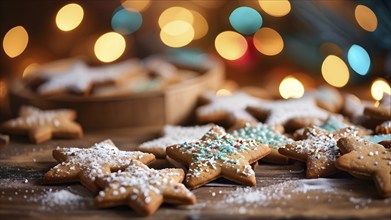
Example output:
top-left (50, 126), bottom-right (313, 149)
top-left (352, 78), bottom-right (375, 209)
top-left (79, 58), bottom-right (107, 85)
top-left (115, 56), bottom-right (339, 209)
top-left (0, 0), bottom-right (390, 104)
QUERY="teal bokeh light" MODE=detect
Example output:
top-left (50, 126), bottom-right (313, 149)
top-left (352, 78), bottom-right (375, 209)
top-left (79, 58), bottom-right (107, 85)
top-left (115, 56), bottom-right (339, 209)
top-left (347, 44), bottom-right (371, 75)
top-left (229, 7), bottom-right (262, 35)
top-left (111, 7), bottom-right (142, 35)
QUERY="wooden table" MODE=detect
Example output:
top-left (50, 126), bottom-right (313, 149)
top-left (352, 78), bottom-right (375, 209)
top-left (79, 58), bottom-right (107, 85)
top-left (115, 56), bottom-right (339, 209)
top-left (1, 127), bottom-right (390, 219)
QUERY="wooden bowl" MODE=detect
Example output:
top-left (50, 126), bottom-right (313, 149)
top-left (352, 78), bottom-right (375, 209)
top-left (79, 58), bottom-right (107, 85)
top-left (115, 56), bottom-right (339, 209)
top-left (8, 57), bottom-right (224, 130)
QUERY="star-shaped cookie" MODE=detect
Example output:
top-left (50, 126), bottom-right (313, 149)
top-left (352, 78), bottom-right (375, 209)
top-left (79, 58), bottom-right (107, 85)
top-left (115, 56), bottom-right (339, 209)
top-left (37, 59), bottom-right (142, 96)
top-left (136, 124), bottom-right (213, 158)
top-left (230, 122), bottom-right (293, 164)
top-left (43, 139), bottom-right (156, 193)
top-left (196, 92), bottom-right (264, 126)
top-left (247, 97), bottom-right (329, 128)
top-left (0, 106), bottom-right (83, 144)
top-left (336, 137), bottom-right (391, 198)
top-left (95, 160), bottom-right (196, 216)
top-left (166, 126), bottom-right (271, 189)
top-left (279, 126), bottom-right (358, 178)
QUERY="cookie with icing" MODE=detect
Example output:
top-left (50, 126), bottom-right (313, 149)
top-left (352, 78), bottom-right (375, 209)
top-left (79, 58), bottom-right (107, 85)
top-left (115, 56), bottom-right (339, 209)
top-left (166, 125), bottom-right (271, 189)
top-left (43, 139), bottom-right (155, 193)
top-left (0, 106), bottom-right (83, 144)
top-left (336, 137), bottom-right (391, 198)
top-left (229, 122), bottom-right (293, 164)
top-left (312, 86), bottom-right (343, 113)
top-left (279, 126), bottom-right (358, 178)
top-left (196, 92), bottom-right (264, 127)
top-left (95, 160), bottom-right (196, 216)
top-left (136, 124), bottom-right (213, 158)
top-left (247, 97), bottom-right (329, 130)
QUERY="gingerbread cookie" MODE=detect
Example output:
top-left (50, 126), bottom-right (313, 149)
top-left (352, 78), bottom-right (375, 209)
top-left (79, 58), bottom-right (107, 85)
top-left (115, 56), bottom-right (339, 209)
top-left (95, 160), bottom-right (196, 216)
top-left (247, 97), bottom-right (329, 129)
top-left (0, 134), bottom-right (9, 149)
top-left (0, 106), bottom-right (83, 144)
top-left (279, 126), bottom-right (358, 178)
top-left (363, 134), bottom-right (391, 144)
top-left (43, 139), bottom-right (155, 193)
top-left (376, 121), bottom-right (391, 134)
top-left (196, 92), bottom-right (264, 127)
top-left (312, 86), bottom-right (343, 113)
top-left (364, 93), bottom-right (391, 120)
top-left (342, 94), bottom-right (373, 118)
top-left (230, 122), bottom-right (293, 164)
top-left (37, 59), bottom-right (142, 96)
top-left (336, 137), bottom-right (391, 198)
top-left (136, 124), bottom-right (213, 158)
top-left (166, 126), bottom-right (271, 189)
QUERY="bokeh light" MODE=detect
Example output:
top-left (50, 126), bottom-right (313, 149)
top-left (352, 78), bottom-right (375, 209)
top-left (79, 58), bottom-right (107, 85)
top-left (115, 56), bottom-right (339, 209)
top-left (347, 44), bottom-right (370, 75)
top-left (258, 0), bottom-right (291, 17)
top-left (121, 0), bottom-right (151, 12)
top-left (160, 20), bottom-right (194, 48)
top-left (159, 7), bottom-right (193, 28)
top-left (371, 78), bottom-right (390, 101)
top-left (253, 27), bottom-right (284, 56)
top-left (279, 76), bottom-right (304, 99)
top-left (94, 32), bottom-right (126, 63)
top-left (55, 3), bottom-right (84, 31)
top-left (215, 31), bottom-right (248, 60)
top-left (229, 7), bottom-right (262, 35)
top-left (355, 5), bottom-right (377, 32)
top-left (111, 7), bottom-right (142, 35)
top-left (2, 26), bottom-right (29, 58)
top-left (23, 63), bottom-right (39, 77)
top-left (216, 89), bottom-right (232, 96)
top-left (321, 55), bottom-right (350, 88)
top-left (190, 10), bottom-right (208, 40)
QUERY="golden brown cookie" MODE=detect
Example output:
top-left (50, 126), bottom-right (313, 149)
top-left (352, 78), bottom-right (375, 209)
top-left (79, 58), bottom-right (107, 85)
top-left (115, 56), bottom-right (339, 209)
top-left (229, 122), bottom-right (292, 164)
top-left (376, 121), bottom-right (391, 134)
top-left (279, 126), bottom-right (358, 178)
top-left (0, 134), bottom-right (9, 149)
top-left (136, 124), bottom-right (213, 158)
top-left (0, 106), bottom-right (83, 144)
top-left (336, 137), bottom-right (391, 198)
top-left (166, 126), bottom-right (271, 189)
top-left (43, 139), bottom-right (156, 193)
top-left (312, 86), bottom-right (343, 113)
top-left (95, 160), bottom-right (196, 216)
top-left (364, 93), bottom-right (391, 120)
top-left (196, 92), bottom-right (264, 127)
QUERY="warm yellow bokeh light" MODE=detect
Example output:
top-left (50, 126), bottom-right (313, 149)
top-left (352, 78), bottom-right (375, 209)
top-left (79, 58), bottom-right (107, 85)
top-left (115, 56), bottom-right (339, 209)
top-left (253, 27), bottom-right (284, 56)
top-left (158, 7), bottom-right (193, 28)
top-left (23, 63), bottom-right (39, 77)
top-left (94, 32), bottom-right (126, 63)
top-left (258, 0), bottom-right (291, 17)
top-left (190, 10), bottom-right (208, 40)
top-left (122, 0), bottom-right (151, 12)
top-left (279, 76), bottom-right (305, 99)
top-left (355, 5), bottom-right (378, 32)
top-left (216, 89), bottom-right (232, 96)
top-left (3, 26), bottom-right (29, 58)
top-left (215, 31), bottom-right (248, 60)
top-left (371, 79), bottom-right (390, 101)
top-left (160, 20), bottom-right (194, 48)
top-left (321, 55), bottom-right (350, 88)
top-left (56, 3), bottom-right (84, 31)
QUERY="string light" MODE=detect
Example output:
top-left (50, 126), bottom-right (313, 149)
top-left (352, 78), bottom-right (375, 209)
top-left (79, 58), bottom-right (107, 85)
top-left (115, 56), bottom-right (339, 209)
top-left (160, 20), bottom-right (194, 48)
top-left (321, 55), bottom-right (350, 88)
top-left (371, 78), bottom-right (390, 101)
top-left (215, 31), bottom-right (248, 60)
top-left (2, 26), bottom-right (29, 58)
top-left (279, 76), bottom-right (304, 99)
top-left (253, 27), bottom-right (284, 56)
top-left (56, 3), bottom-right (84, 31)
top-left (94, 32), bottom-right (126, 63)
top-left (347, 44), bottom-right (370, 76)
top-left (229, 7), bottom-right (263, 35)
top-left (355, 5), bottom-right (377, 32)
top-left (111, 7), bottom-right (142, 35)
top-left (258, 0), bottom-right (291, 17)
top-left (159, 7), bottom-right (193, 28)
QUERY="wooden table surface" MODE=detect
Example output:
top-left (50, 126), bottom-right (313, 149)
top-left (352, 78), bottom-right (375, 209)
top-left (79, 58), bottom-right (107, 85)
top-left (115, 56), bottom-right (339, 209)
top-left (1, 127), bottom-right (390, 220)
